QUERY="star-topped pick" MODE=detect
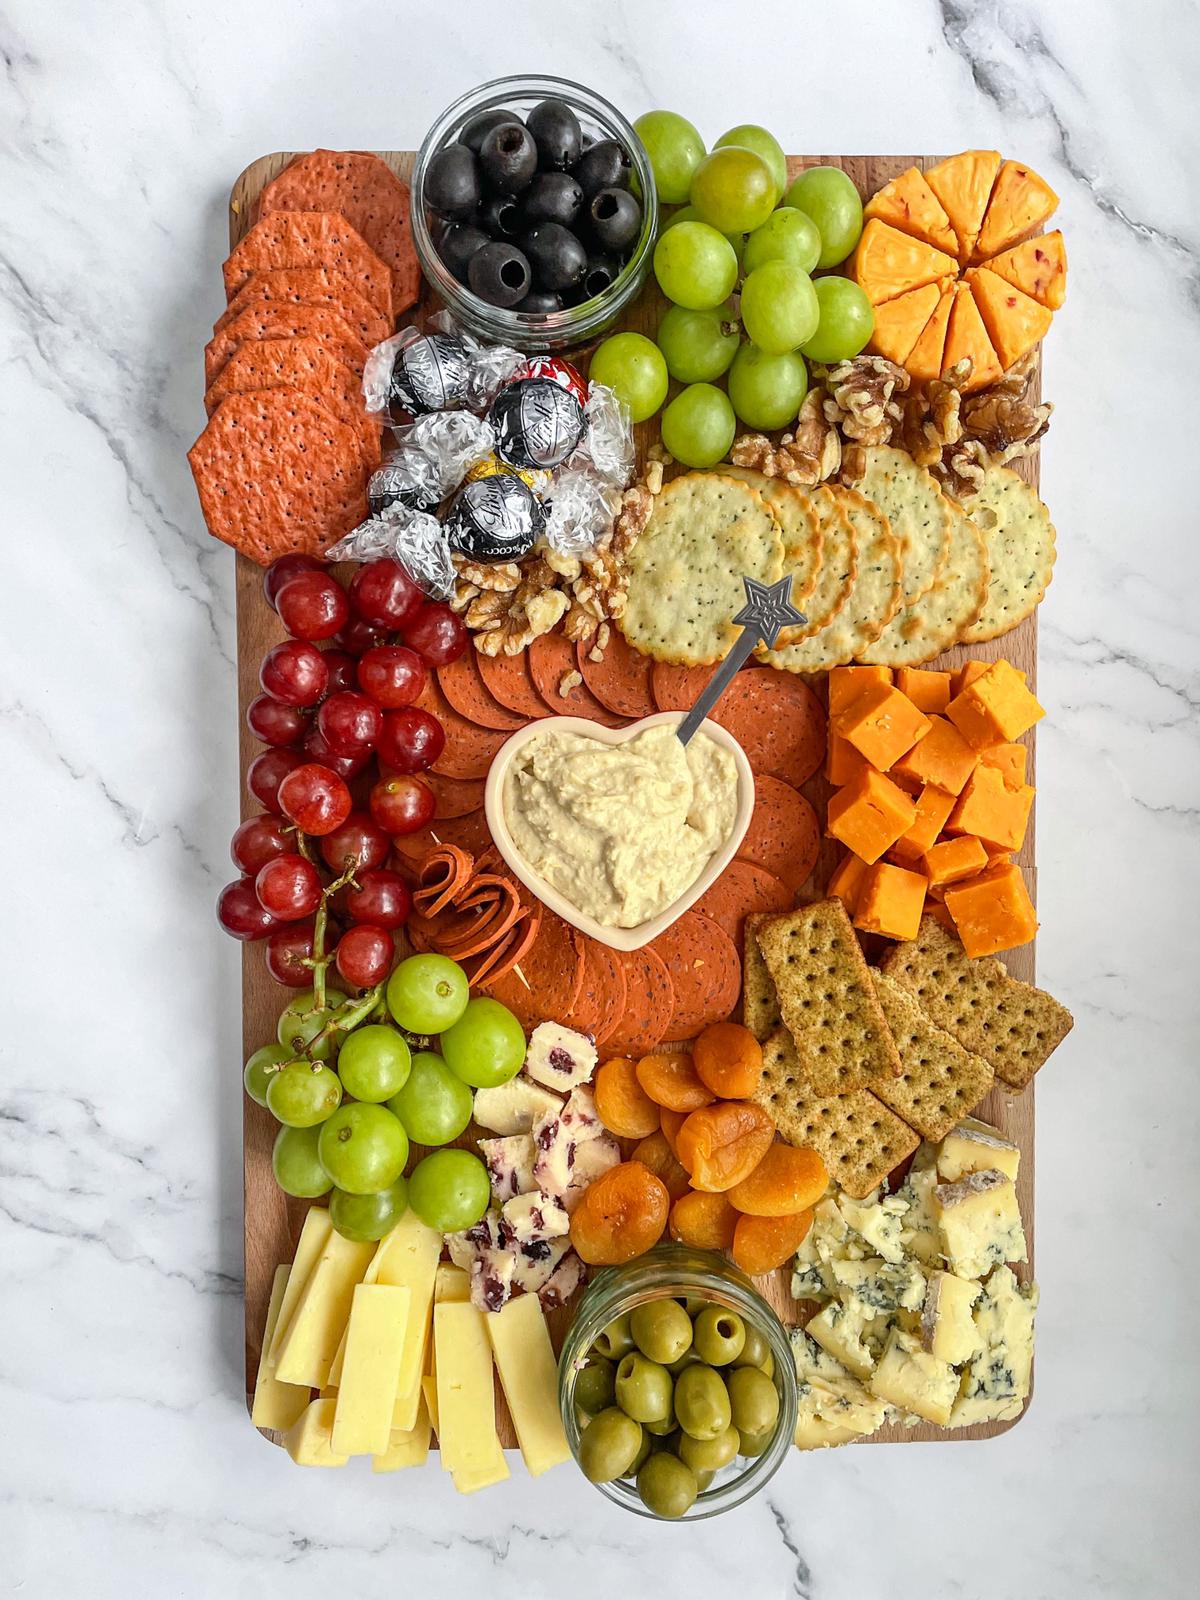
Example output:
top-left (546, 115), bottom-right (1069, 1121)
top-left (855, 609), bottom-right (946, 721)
top-left (676, 574), bottom-right (807, 746)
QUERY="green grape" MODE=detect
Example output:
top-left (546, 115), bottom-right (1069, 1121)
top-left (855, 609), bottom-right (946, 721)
top-left (440, 997), bottom-right (526, 1089)
top-left (689, 147), bottom-right (775, 235)
top-left (727, 343), bottom-right (809, 430)
top-left (336, 1025), bottom-right (412, 1103)
top-left (265, 1059), bottom-right (343, 1128)
top-left (589, 332), bottom-right (669, 424)
top-left (329, 1179), bottom-right (408, 1242)
top-left (318, 1103), bottom-right (409, 1194)
top-left (408, 1149), bottom-right (491, 1232)
top-left (714, 125), bottom-right (787, 200)
top-left (740, 261), bottom-right (819, 354)
top-left (385, 954), bottom-right (468, 1035)
top-left (660, 384), bottom-right (736, 469)
top-left (244, 1043), bottom-right (289, 1107)
top-left (633, 110), bottom-right (706, 205)
top-left (783, 167), bottom-right (864, 269)
top-left (661, 207), bottom-right (745, 264)
top-left (653, 222), bottom-right (738, 311)
top-left (275, 988), bottom-right (348, 1061)
top-left (656, 304), bottom-right (740, 383)
top-left (742, 208), bottom-right (821, 276)
top-left (272, 1125), bottom-right (333, 1199)
top-left (800, 276), bottom-right (875, 363)
top-left (387, 1051), bottom-right (474, 1146)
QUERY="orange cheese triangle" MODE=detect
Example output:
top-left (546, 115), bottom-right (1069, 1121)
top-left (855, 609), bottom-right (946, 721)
top-left (864, 167), bottom-right (958, 255)
top-left (906, 287), bottom-right (956, 384)
top-left (869, 280), bottom-right (952, 366)
top-left (966, 268), bottom-right (1053, 369)
top-left (943, 283), bottom-right (1003, 391)
top-left (985, 229), bottom-right (1067, 310)
top-left (850, 219), bottom-right (960, 306)
top-left (925, 150), bottom-right (1002, 262)
top-left (975, 161), bottom-right (1059, 261)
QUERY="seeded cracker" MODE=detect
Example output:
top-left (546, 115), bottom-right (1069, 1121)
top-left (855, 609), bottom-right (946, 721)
top-left (719, 466), bottom-right (825, 609)
top-left (223, 211), bottom-right (394, 317)
top-left (743, 912), bottom-right (783, 1041)
top-left (869, 971), bottom-right (995, 1139)
top-left (855, 445), bottom-right (953, 606)
top-left (960, 464), bottom-right (1057, 643)
top-left (857, 500), bottom-right (990, 666)
top-left (619, 472), bottom-right (784, 665)
top-left (767, 484), bottom-right (858, 647)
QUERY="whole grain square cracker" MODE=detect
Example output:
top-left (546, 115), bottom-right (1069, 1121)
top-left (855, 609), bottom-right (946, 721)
top-left (719, 466), bottom-right (824, 610)
top-left (743, 912), bottom-right (782, 1041)
top-left (960, 464), bottom-right (1057, 643)
top-left (223, 211), bottom-right (393, 318)
top-left (619, 472), bottom-right (784, 665)
top-left (879, 915), bottom-right (1073, 1089)
top-left (870, 970), bottom-right (995, 1139)
top-left (857, 500), bottom-right (990, 667)
top-left (754, 899), bottom-right (902, 1093)
top-left (855, 445), bottom-right (953, 606)
top-left (755, 1028), bottom-right (919, 1199)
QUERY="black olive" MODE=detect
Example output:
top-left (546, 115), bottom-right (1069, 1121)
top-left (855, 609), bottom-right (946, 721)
top-left (522, 170), bottom-right (584, 228)
top-left (479, 121), bottom-right (538, 194)
top-left (467, 241), bottom-right (532, 307)
top-left (522, 222), bottom-right (587, 292)
top-left (460, 108), bottom-right (514, 153)
top-left (588, 187), bottom-right (643, 252)
top-left (479, 193), bottom-right (523, 239)
top-left (424, 143), bottom-right (480, 218)
top-left (438, 221), bottom-right (490, 282)
top-left (514, 290), bottom-right (563, 314)
top-left (581, 252), bottom-right (622, 299)
top-left (526, 97), bottom-right (583, 170)
top-left (573, 138), bottom-right (633, 199)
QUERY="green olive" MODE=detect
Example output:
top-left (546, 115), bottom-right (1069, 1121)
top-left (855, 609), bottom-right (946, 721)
top-left (579, 1407), bottom-right (643, 1482)
top-left (615, 1351), bottom-right (674, 1424)
top-left (737, 1425), bottom-right (773, 1458)
top-left (643, 1402), bottom-right (677, 1436)
top-left (759, 1350), bottom-right (775, 1381)
top-left (674, 1363), bottom-right (733, 1440)
top-left (636, 1451), bottom-right (699, 1519)
top-left (667, 1347), bottom-right (704, 1377)
top-left (624, 1428), bottom-right (653, 1478)
top-left (732, 1324), bottom-right (771, 1370)
top-left (631, 1298), bottom-right (694, 1365)
top-left (727, 1366), bottom-right (780, 1437)
top-left (678, 1423), bottom-right (740, 1472)
top-left (683, 1295), bottom-right (708, 1317)
top-left (695, 1469), bottom-right (715, 1492)
top-left (692, 1305), bottom-right (747, 1366)
top-left (574, 1355), bottom-right (616, 1415)
top-left (651, 1427), bottom-right (682, 1453)
top-left (594, 1313), bottom-right (635, 1360)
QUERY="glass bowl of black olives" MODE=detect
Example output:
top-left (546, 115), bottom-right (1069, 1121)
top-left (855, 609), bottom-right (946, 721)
top-left (412, 74), bottom-right (658, 351)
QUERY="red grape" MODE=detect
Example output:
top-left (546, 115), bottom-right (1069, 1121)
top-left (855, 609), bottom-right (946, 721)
top-left (302, 726), bottom-right (370, 781)
top-left (342, 868), bottom-right (411, 929)
top-left (357, 644), bottom-right (427, 708)
top-left (335, 924), bottom-right (395, 988)
top-left (263, 554), bottom-right (323, 610)
top-left (377, 707), bottom-right (445, 774)
top-left (260, 640), bottom-right (329, 707)
top-left (333, 617), bottom-right (387, 656)
top-left (349, 559), bottom-right (422, 629)
top-left (231, 814), bottom-right (292, 875)
top-left (320, 811), bottom-right (391, 874)
top-left (275, 571), bottom-right (350, 640)
top-left (321, 649), bottom-right (358, 696)
top-left (246, 693), bottom-right (308, 748)
top-left (317, 690), bottom-right (382, 755)
top-left (217, 877), bottom-right (281, 941)
top-left (277, 763), bottom-right (353, 836)
top-left (247, 748), bottom-right (304, 813)
top-left (369, 774), bottom-right (437, 836)
top-left (255, 853), bottom-right (323, 921)
top-left (403, 601), bottom-right (468, 666)
top-left (265, 921), bottom-right (317, 987)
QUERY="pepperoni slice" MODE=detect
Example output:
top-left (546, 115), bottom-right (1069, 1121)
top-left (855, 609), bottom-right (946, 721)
top-left (527, 634), bottom-right (625, 725)
top-left (650, 910), bottom-right (742, 1042)
top-left (737, 775), bottom-right (821, 892)
top-left (475, 650), bottom-right (550, 721)
top-left (693, 859), bottom-right (793, 948)
top-left (482, 906), bottom-right (585, 1028)
top-left (437, 653), bottom-right (527, 732)
top-left (602, 946), bottom-right (676, 1058)
top-left (577, 630), bottom-right (657, 720)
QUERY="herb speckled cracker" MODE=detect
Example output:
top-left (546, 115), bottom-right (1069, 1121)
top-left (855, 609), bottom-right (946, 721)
top-left (857, 501), bottom-right (990, 666)
top-left (855, 445), bottom-right (952, 606)
top-left (719, 467), bottom-right (824, 610)
top-left (742, 912), bottom-right (783, 1041)
top-left (961, 464), bottom-right (1057, 643)
top-left (870, 971), bottom-right (995, 1139)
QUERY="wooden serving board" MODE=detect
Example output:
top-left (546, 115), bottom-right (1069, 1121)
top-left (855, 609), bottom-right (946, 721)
top-left (232, 152), bottom-right (1039, 1447)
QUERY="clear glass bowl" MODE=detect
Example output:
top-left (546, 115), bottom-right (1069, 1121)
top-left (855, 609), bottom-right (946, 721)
top-left (559, 1245), bottom-right (798, 1520)
top-left (411, 74), bottom-right (658, 352)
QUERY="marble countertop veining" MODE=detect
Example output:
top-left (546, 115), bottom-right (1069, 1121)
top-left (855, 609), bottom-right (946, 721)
top-left (3, 0), bottom-right (1198, 1594)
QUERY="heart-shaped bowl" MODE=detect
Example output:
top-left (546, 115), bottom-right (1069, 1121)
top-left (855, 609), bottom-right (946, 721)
top-left (484, 710), bottom-right (755, 952)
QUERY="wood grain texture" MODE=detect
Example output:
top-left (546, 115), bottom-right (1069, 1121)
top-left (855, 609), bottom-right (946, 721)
top-left (231, 152), bottom-right (1041, 1450)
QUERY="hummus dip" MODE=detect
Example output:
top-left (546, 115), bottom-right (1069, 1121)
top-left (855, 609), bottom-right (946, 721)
top-left (503, 723), bottom-right (738, 928)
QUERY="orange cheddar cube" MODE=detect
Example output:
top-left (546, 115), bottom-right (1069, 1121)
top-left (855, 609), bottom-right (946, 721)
top-left (895, 668), bottom-right (953, 714)
top-left (943, 862), bottom-right (1038, 957)
top-left (985, 847), bottom-right (1012, 868)
top-left (979, 741), bottom-right (1028, 788)
top-left (828, 665), bottom-right (892, 716)
top-left (890, 785), bottom-right (956, 862)
top-left (827, 851), bottom-right (869, 914)
top-left (923, 834), bottom-right (989, 888)
top-left (947, 766), bottom-right (1035, 851)
top-left (925, 898), bottom-right (957, 934)
top-left (953, 660), bottom-right (992, 695)
top-left (891, 716), bottom-right (978, 795)
top-left (826, 731), bottom-right (871, 787)
top-left (854, 862), bottom-right (928, 942)
top-left (826, 769), bottom-right (918, 864)
top-left (946, 660), bottom-right (1045, 749)
top-left (834, 682), bottom-right (932, 772)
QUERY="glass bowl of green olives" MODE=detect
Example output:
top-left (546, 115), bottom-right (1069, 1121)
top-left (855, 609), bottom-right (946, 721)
top-left (559, 1244), bottom-right (798, 1520)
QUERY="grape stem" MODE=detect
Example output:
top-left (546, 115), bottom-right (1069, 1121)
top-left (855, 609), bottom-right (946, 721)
top-left (302, 851), bottom-right (364, 1011)
top-left (306, 984), bottom-right (385, 1057)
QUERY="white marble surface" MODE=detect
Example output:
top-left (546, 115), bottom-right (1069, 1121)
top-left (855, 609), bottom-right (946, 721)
top-left (3, 0), bottom-right (1198, 1593)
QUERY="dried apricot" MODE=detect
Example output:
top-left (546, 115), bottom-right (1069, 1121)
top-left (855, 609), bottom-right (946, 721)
top-left (728, 1144), bottom-right (828, 1217)
top-left (731, 1210), bottom-right (814, 1276)
top-left (569, 1160), bottom-right (670, 1265)
top-left (669, 1189), bottom-right (738, 1251)
top-left (594, 1057), bottom-right (661, 1139)
top-left (676, 1101), bottom-right (775, 1193)
top-left (660, 1108), bottom-right (687, 1160)
top-left (631, 1131), bottom-right (692, 1202)
top-left (635, 1053), bottom-right (716, 1113)
top-left (693, 1022), bottom-right (763, 1100)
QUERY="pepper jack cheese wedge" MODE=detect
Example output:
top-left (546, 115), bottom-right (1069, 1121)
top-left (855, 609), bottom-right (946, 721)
top-left (284, 1397), bottom-right (348, 1468)
top-left (372, 1395), bottom-right (433, 1474)
top-left (251, 1264), bottom-right (313, 1433)
top-left (274, 1231), bottom-right (376, 1389)
top-left (434, 1300), bottom-right (509, 1485)
top-left (331, 1283), bottom-right (412, 1458)
top-left (267, 1206), bottom-right (334, 1366)
top-left (486, 1293), bottom-right (571, 1477)
top-left (871, 1329), bottom-right (959, 1425)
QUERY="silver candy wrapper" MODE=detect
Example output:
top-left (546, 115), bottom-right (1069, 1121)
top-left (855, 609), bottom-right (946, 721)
top-left (539, 469), bottom-right (624, 559)
top-left (369, 412), bottom-right (494, 514)
top-left (427, 310), bottom-right (524, 409)
top-left (325, 507), bottom-right (456, 600)
top-left (566, 381), bottom-right (634, 487)
top-left (362, 316), bottom-right (523, 422)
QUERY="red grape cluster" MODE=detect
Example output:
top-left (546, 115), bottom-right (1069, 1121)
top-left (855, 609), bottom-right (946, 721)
top-left (217, 554), bottom-right (468, 993)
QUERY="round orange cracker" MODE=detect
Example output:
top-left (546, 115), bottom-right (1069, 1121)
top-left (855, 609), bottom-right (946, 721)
top-left (603, 946), bottom-right (676, 1058)
top-left (223, 211), bottom-right (393, 318)
top-left (738, 775), bottom-right (822, 892)
top-left (475, 649), bottom-right (550, 721)
top-left (577, 630), bottom-right (657, 720)
top-left (214, 268), bottom-right (392, 345)
top-left (482, 907), bottom-right (585, 1029)
top-left (651, 910), bottom-right (742, 1043)
top-left (437, 652), bottom-right (527, 732)
top-left (416, 677), bottom-right (511, 780)
top-left (204, 303), bottom-right (366, 388)
top-left (527, 634), bottom-right (625, 725)
top-left (693, 859), bottom-right (794, 948)
top-left (424, 771), bottom-right (486, 820)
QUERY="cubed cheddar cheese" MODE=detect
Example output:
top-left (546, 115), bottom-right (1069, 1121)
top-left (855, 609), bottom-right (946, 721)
top-left (251, 1264), bottom-right (314, 1433)
top-left (890, 785), bottom-right (956, 862)
top-left (825, 731), bottom-right (871, 787)
top-left (943, 861), bottom-right (1038, 956)
top-left (891, 716), bottom-right (978, 795)
top-left (834, 682), bottom-right (932, 771)
top-left (828, 664), bottom-right (892, 715)
top-left (979, 741), bottom-right (1028, 787)
top-left (953, 660), bottom-right (992, 695)
top-left (925, 898), bottom-right (958, 934)
top-left (284, 1397), bottom-right (348, 1468)
top-left (827, 769), bottom-right (918, 864)
top-left (895, 668), bottom-right (952, 714)
top-left (947, 766), bottom-right (1034, 850)
top-left (853, 862), bottom-right (927, 942)
top-left (946, 660), bottom-right (1044, 749)
top-left (923, 834), bottom-right (988, 888)
top-left (827, 850), bottom-right (870, 913)
top-left (486, 1293), bottom-right (571, 1477)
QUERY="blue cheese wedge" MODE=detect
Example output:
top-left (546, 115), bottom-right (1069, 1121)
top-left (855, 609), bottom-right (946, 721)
top-left (896, 1163), bottom-right (942, 1267)
top-left (921, 1270), bottom-right (982, 1365)
top-left (949, 1265), bottom-right (1038, 1427)
top-left (837, 1191), bottom-right (909, 1264)
top-left (806, 1297), bottom-right (885, 1380)
top-left (934, 1169), bottom-right (1028, 1280)
top-left (790, 1329), bottom-right (891, 1449)
top-left (870, 1329), bottom-right (960, 1426)
top-left (937, 1117), bottom-right (1020, 1182)
top-left (829, 1256), bottom-right (927, 1315)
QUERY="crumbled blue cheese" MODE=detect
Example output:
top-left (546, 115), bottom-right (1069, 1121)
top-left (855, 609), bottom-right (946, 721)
top-left (948, 1266), bottom-right (1038, 1427)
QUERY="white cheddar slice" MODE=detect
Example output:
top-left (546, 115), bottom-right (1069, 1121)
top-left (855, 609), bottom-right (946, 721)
top-left (486, 1293), bottom-right (570, 1477)
top-left (372, 1396), bottom-right (433, 1473)
top-left (367, 1213), bottom-right (443, 1432)
top-left (251, 1264), bottom-right (313, 1433)
top-left (435, 1262), bottom-right (471, 1303)
top-left (422, 1373), bottom-right (440, 1434)
top-left (331, 1284), bottom-right (411, 1458)
top-left (870, 1329), bottom-right (959, 1426)
top-left (937, 1117), bottom-right (1020, 1182)
top-left (435, 1300), bottom-right (502, 1476)
top-left (267, 1207), bottom-right (334, 1366)
top-left (274, 1231), bottom-right (376, 1389)
top-left (451, 1443), bottom-right (510, 1494)
top-left (284, 1397), bottom-right (348, 1468)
